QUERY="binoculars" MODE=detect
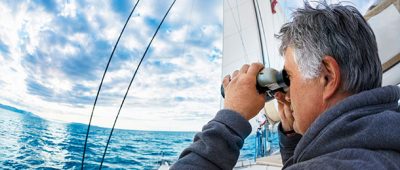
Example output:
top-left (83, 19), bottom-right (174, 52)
top-left (221, 68), bottom-right (290, 102)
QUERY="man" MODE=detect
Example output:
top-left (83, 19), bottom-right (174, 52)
top-left (171, 2), bottom-right (400, 169)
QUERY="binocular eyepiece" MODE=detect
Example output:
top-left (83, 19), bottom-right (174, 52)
top-left (221, 67), bottom-right (290, 102)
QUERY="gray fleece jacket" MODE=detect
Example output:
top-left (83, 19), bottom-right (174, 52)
top-left (171, 86), bottom-right (400, 169)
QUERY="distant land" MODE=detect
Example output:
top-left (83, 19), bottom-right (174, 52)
top-left (0, 103), bottom-right (35, 116)
top-left (0, 103), bottom-right (197, 133)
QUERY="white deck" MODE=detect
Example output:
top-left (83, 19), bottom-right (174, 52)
top-left (234, 155), bottom-right (283, 170)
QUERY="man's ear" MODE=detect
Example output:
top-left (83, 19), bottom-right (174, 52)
top-left (320, 56), bottom-right (341, 100)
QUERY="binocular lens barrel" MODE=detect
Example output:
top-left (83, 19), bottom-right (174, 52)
top-left (221, 68), bottom-right (290, 101)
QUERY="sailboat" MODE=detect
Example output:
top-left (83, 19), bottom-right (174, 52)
top-left (159, 0), bottom-right (399, 169)
top-left (222, 0), bottom-right (400, 169)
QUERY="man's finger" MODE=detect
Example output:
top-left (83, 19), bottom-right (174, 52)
top-left (277, 102), bottom-right (286, 120)
top-left (275, 92), bottom-right (290, 106)
top-left (274, 91), bottom-right (284, 99)
top-left (232, 70), bottom-right (239, 78)
top-left (285, 91), bottom-right (291, 102)
top-left (283, 105), bottom-right (294, 122)
top-left (247, 63), bottom-right (264, 76)
top-left (239, 64), bottom-right (250, 73)
top-left (223, 75), bottom-right (230, 89)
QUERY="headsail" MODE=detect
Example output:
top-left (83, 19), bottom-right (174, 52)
top-left (223, 0), bottom-right (286, 76)
top-left (223, 0), bottom-right (287, 122)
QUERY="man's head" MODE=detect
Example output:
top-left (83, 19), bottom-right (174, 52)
top-left (276, 2), bottom-right (382, 134)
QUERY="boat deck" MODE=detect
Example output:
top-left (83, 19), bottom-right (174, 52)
top-left (234, 155), bottom-right (282, 170)
top-left (256, 154), bottom-right (282, 167)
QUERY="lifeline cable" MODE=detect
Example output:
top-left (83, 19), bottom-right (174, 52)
top-left (98, 0), bottom-right (177, 169)
top-left (81, 0), bottom-right (140, 169)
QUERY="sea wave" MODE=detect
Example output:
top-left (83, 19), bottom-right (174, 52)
top-left (0, 107), bottom-right (278, 169)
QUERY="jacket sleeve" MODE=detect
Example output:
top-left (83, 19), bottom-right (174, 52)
top-left (170, 109), bottom-right (252, 170)
top-left (278, 123), bottom-right (302, 168)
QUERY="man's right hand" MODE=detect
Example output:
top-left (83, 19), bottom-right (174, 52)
top-left (222, 63), bottom-right (266, 120)
top-left (274, 91), bottom-right (295, 133)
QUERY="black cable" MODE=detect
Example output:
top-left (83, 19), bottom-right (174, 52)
top-left (81, 0), bottom-right (140, 169)
top-left (252, 0), bottom-right (266, 66)
top-left (255, 0), bottom-right (271, 67)
top-left (98, 0), bottom-right (177, 169)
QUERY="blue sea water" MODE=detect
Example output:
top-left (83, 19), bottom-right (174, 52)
top-left (0, 106), bottom-right (278, 169)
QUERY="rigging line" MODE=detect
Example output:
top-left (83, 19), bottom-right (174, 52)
top-left (252, 0), bottom-right (266, 66)
top-left (225, 0), bottom-right (249, 63)
top-left (255, 0), bottom-right (271, 67)
top-left (80, 0), bottom-right (140, 169)
top-left (98, 0), bottom-right (177, 169)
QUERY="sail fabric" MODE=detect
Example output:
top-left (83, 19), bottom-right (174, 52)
top-left (222, 0), bottom-right (287, 123)
top-left (222, 0), bottom-right (286, 77)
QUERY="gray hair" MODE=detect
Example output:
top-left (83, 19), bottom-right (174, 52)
top-left (277, 2), bottom-right (382, 94)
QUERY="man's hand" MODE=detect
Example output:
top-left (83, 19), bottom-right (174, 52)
top-left (222, 63), bottom-right (266, 120)
top-left (274, 91), bottom-right (295, 132)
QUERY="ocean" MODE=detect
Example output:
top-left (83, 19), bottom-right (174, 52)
top-left (0, 106), bottom-right (279, 169)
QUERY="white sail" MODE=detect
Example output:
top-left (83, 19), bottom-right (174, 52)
top-left (223, 0), bottom-right (287, 124)
top-left (223, 0), bottom-right (286, 76)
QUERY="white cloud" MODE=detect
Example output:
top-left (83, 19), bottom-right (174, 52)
top-left (168, 25), bottom-right (188, 43)
top-left (0, 0), bottom-right (223, 132)
top-left (60, 0), bottom-right (78, 18)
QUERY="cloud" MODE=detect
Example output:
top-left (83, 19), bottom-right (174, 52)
top-left (0, 0), bottom-right (223, 131)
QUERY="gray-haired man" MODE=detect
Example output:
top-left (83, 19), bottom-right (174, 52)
top-left (171, 2), bottom-right (400, 169)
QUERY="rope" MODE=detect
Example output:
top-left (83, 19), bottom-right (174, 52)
top-left (99, 0), bottom-right (177, 168)
top-left (81, 0), bottom-right (140, 169)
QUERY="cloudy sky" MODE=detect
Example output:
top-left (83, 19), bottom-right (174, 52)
top-left (0, 0), bottom-right (224, 131)
top-left (0, 0), bottom-right (375, 132)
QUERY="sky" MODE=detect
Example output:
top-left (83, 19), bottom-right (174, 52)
top-left (0, 0), bottom-right (223, 132)
top-left (0, 0), bottom-right (376, 132)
